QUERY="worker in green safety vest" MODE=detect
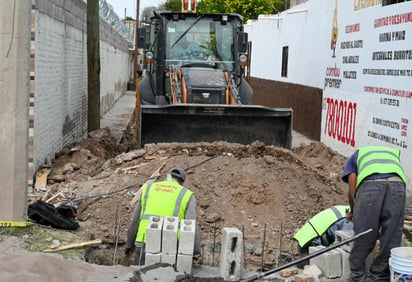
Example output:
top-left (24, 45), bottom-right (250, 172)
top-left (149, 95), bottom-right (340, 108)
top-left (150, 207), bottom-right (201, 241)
top-left (294, 205), bottom-right (353, 253)
top-left (342, 146), bottom-right (406, 281)
top-left (125, 167), bottom-right (201, 265)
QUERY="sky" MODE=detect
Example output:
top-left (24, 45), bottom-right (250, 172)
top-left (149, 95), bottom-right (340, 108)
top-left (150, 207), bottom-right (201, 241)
top-left (106, 0), bottom-right (165, 19)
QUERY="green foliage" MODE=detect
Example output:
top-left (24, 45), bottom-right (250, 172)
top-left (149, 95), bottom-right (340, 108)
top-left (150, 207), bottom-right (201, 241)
top-left (125, 16), bottom-right (135, 21)
top-left (164, 0), bottom-right (183, 12)
top-left (141, 6), bottom-right (157, 22)
top-left (197, 0), bottom-right (289, 23)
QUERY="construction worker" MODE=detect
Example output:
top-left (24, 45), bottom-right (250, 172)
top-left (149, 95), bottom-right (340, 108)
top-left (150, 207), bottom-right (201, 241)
top-left (294, 205), bottom-right (353, 253)
top-left (342, 146), bottom-right (406, 281)
top-left (125, 167), bottom-right (202, 265)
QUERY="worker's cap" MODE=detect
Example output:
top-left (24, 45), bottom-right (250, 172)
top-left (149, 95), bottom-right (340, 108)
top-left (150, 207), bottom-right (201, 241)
top-left (168, 167), bottom-right (186, 182)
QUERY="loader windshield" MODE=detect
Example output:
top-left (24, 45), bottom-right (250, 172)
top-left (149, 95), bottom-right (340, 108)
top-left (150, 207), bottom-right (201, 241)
top-left (166, 18), bottom-right (235, 71)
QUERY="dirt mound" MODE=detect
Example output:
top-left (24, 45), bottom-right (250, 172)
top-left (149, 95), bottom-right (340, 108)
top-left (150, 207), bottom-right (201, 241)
top-left (38, 129), bottom-right (348, 271)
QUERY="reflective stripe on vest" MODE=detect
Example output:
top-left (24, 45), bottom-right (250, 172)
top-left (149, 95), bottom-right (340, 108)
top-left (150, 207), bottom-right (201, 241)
top-left (136, 180), bottom-right (193, 243)
top-left (293, 205), bottom-right (349, 248)
top-left (357, 146), bottom-right (406, 187)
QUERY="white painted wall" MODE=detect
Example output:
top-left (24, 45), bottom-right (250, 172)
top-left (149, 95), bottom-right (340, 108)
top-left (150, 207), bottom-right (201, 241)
top-left (32, 0), bottom-right (129, 170)
top-left (245, 0), bottom-right (412, 194)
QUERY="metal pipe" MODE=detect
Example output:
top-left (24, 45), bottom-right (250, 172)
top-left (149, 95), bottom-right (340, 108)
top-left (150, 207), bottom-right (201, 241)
top-left (241, 228), bottom-right (373, 282)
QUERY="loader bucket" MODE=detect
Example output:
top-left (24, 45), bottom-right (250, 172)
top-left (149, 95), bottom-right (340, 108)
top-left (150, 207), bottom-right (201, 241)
top-left (138, 104), bottom-right (292, 148)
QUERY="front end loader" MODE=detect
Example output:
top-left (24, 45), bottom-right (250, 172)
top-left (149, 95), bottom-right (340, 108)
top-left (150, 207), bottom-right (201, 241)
top-left (135, 9), bottom-right (292, 148)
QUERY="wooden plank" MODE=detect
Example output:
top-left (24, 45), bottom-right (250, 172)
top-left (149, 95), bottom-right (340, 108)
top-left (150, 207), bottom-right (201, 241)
top-left (43, 239), bottom-right (102, 253)
top-left (45, 192), bottom-right (62, 203)
top-left (34, 169), bottom-right (49, 191)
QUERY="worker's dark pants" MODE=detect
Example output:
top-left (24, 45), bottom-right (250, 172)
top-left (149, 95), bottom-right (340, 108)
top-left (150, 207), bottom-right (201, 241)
top-left (350, 180), bottom-right (405, 281)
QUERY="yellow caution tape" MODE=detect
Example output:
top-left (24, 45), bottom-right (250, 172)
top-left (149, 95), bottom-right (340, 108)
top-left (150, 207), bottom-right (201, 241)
top-left (0, 221), bottom-right (32, 228)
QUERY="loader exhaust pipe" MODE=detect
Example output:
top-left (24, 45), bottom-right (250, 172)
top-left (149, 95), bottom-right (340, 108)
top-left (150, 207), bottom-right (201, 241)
top-left (241, 228), bottom-right (372, 281)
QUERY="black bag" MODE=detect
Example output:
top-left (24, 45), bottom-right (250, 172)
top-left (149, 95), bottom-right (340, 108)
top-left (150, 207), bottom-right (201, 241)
top-left (28, 200), bottom-right (79, 230)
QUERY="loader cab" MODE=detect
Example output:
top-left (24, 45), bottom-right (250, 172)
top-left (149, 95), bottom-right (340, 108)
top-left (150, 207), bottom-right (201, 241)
top-left (140, 11), bottom-right (250, 105)
top-left (166, 16), bottom-right (236, 71)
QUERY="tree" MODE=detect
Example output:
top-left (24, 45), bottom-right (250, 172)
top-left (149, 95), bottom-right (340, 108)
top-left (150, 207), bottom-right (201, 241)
top-left (141, 6), bottom-right (157, 23)
top-left (197, 0), bottom-right (289, 23)
top-left (164, 0), bottom-right (182, 12)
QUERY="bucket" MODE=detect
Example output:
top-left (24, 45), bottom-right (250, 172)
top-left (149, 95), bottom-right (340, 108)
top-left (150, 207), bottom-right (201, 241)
top-left (389, 247), bottom-right (412, 282)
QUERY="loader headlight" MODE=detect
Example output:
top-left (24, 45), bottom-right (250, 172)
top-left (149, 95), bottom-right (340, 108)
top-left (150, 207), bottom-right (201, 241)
top-left (145, 51), bottom-right (154, 64)
top-left (239, 54), bottom-right (248, 67)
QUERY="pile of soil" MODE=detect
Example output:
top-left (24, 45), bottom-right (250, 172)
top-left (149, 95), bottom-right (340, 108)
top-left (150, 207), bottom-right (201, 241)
top-left (38, 128), bottom-right (349, 271)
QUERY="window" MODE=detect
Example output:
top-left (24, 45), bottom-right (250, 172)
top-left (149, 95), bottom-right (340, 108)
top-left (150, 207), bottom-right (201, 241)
top-left (281, 46), bottom-right (289, 77)
top-left (382, 0), bottom-right (410, 6)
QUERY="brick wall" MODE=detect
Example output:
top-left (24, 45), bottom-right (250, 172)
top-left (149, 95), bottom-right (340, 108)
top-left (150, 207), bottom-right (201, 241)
top-left (30, 0), bottom-right (129, 178)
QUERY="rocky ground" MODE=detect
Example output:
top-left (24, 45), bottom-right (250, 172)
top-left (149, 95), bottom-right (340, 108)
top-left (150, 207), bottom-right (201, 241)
top-left (17, 128), bottom-right (352, 272)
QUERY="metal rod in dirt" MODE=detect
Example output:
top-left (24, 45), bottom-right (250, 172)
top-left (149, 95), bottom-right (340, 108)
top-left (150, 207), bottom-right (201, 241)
top-left (242, 225), bottom-right (246, 269)
top-left (113, 207), bottom-right (122, 265)
top-left (241, 228), bottom-right (373, 282)
top-left (276, 222), bottom-right (283, 266)
top-left (212, 222), bottom-right (217, 267)
top-left (260, 223), bottom-right (267, 273)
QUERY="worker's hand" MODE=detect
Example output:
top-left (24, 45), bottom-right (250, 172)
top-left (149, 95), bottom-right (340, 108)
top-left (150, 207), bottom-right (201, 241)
top-left (125, 247), bottom-right (134, 257)
top-left (192, 257), bottom-right (202, 265)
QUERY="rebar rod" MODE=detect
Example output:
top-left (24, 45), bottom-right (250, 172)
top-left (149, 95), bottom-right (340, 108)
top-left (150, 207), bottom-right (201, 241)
top-left (241, 228), bottom-right (372, 282)
top-left (260, 223), bottom-right (267, 273)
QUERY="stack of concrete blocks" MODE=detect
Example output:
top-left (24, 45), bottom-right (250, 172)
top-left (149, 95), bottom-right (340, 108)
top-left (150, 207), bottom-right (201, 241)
top-left (308, 229), bottom-right (355, 281)
top-left (161, 216), bottom-right (179, 265)
top-left (145, 216), bottom-right (164, 265)
top-left (177, 219), bottom-right (196, 274)
top-left (220, 228), bottom-right (243, 281)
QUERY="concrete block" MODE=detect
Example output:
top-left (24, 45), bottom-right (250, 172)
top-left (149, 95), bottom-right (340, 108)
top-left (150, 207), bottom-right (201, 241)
top-left (145, 216), bottom-right (164, 253)
top-left (178, 219), bottom-right (196, 255)
top-left (336, 247), bottom-right (350, 282)
top-left (309, 246), bottom-right (342, 278)
top-left (219, 228), bottom-right (243, 281)
top-left (145, 252), bottom-right (161, 265)
top-left (335, 229), bottom-right (354, 252)
top-left (303, 264), bottom-right (322, 282)
top-left (161, 253), bottom-right (177, 266)
top-left (162, 216), bottom-right (179, 254)
top-left (295, 273), bottom-right (315, 282)
top-left (176, 254), bottom-right (192, 274)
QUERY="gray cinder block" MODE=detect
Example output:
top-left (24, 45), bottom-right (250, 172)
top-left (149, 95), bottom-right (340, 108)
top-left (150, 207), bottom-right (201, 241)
top-left (162, 216), bottom-right (179, 254)
top-left (145, 216), bottom-right (164, 253)
top-left (219, 228), bottom-right (243, 281)
top-left (178, 219), bottom-right (196, 255)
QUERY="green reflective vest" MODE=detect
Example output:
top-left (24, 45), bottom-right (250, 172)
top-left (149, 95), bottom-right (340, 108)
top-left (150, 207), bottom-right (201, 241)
top-left (293, 205), bottom-right (349, 248)
top-left (357, 146), bottom-right (406, 187)
top-left (136, 180), bottom-right (193, 243)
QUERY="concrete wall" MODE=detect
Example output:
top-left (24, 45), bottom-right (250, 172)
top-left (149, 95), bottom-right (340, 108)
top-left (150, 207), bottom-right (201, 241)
top-left (31, 0), bottom-right (129, 172)
top-left (245, 0), bottom-right (412, 195)
top-left (0, 1), bottom-right (31, 221)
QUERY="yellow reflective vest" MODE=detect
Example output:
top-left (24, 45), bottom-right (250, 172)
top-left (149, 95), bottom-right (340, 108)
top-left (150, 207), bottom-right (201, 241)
top-left (357, 146), bottom-right (406, 187)
top-left (293, 205), bottom-right (349, 248)
top-left (136, 180), bottom-right (193, 243)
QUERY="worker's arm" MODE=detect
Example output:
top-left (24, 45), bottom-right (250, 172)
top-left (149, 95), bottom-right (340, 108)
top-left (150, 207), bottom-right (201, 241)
top-left (185, 196), bottom-right (202, 260)
top-left (347, 172), bottom-right (357, 221)
top-left (125, 198), bottom-right (142, 252)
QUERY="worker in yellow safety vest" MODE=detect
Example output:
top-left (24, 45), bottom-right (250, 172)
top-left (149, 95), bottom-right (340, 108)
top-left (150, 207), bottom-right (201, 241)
top-left (294, 205), bottom-right (353, 253)
top-left (125, 167), bottom-right (201, 265)
top-left (342, 146), bottom-right (406, 281)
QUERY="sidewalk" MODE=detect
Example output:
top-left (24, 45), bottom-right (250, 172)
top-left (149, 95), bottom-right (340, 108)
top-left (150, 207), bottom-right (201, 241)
top-left (100, 91), bottom-right (136, 144)
top-left (101, 91), bottom-right (314, 147)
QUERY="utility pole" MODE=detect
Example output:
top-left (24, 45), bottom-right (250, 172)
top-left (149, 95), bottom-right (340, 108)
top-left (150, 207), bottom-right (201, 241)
top-left (134, 0), bottom-right (140, 81)
top-left (87, 0), bottom-right (101, 132)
